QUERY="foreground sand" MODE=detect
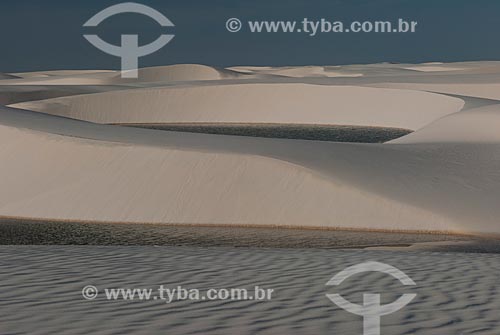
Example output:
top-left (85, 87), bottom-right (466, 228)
top-left (0, 246), bottom-right (499, 335)
top-left (1, 62), bottom-right (500, 234)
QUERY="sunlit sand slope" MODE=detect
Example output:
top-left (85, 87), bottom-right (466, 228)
top-left (1, 105), bottom-right (499, 233)
top-left (11, 84), bottom-right (463, 130)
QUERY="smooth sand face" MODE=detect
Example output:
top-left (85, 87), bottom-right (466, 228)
top-left (371, 82), bottom-right (500, 100)
top-left (403, 65), bottom-right (466, 72)
top-left (1, 61), bottom-right (500, 234)
top-left (11, 84), bottom-right (463, 130)
top-left (391, 104), bottom-right (500, 144)
top-left (0, 64), bottom-right (239, 85)
top-left (0, 73), bottom-right (18, 80)
top-left (0, 116), bottom-right (457, 231)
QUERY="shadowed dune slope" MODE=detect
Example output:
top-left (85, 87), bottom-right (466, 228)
top-left (0, 73), bottom-right (18, 80)
top-left (392, 104), bottom-right (500, 144)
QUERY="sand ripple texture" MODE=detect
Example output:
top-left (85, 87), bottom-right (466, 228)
top-left (0, 246), bottom-right (499, 335)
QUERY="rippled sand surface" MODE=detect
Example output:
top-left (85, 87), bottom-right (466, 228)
top-left (1, 246), bottom-right (500, 334)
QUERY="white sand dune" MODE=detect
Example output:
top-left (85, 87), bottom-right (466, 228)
top-left (0, 71), bottom-right (119, 85)
top-left (3, 62), bottom-right (500, 335)
top-left (1, 64), bottom-right (243, 85)
top-left (0, 73), bottom-right (18, 80)
top-left (1, 61), bottom-right (500, 234)
top-left (1, 103), bottom-right (499, 233)
top-left (121, 64), bottom-right (241, 82)
top-left (10, 84), bottom-right (463, 130)
top-left (5, 61), bottom-right (500, 86)
top-left (0, 85), bottom-right (127, 105)
top-left (392, 104), bottom-right (500, 144)
top-left (229, 65), bottom-right (363, 77)
top-left (0, 107), bottom-right (452, 231)
top-left (370, 82), bottom-right (500, 100)
top-left (11, 69), bottom-right (116, 78)
top-left (403, 65), bottom-right (466, 72)
top-left (0, 62), bottom-right (500, 335)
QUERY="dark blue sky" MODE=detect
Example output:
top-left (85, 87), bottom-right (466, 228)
top-left (0, 0), bottom-right (499, 72)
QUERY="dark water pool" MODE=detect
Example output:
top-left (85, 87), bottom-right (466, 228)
top-left (2, 219), bottom-right (494, 252)
top-left (123, 123), bottom-right (412, 143)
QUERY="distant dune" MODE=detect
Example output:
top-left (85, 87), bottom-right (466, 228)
top-left (121, 64), bottom-right (240, 82)
top-left (403, 65), bottom-right (466, 72)
top-left (0, 73), bottom-right (18, 80)
top-left (372, 82), bottom-right (500, 100)
top-left (229, 65), bottom-right (363, 77)
top-left (0, 64), bottom-right (242, 85)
